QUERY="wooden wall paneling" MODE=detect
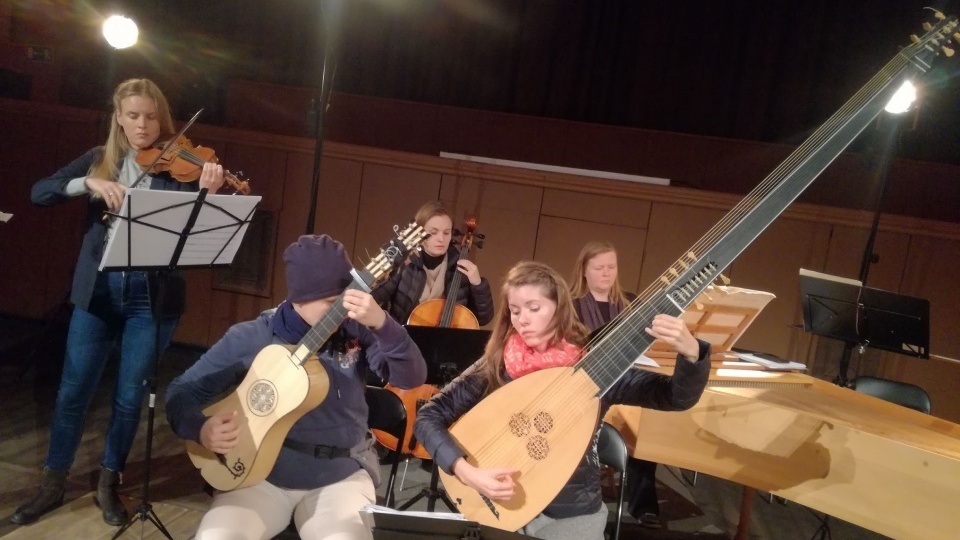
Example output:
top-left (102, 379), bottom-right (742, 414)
top-left (456, 180), bottom-right (544, 321)
top-left (540, 189), bottom-right (653, 229)
top-left (533, 216), bottom-right (648, 295)
top-left (273, 150), bottom-right (312, 299)
top-left (314, 157), bottom-right (363, 257)
top-left (354, 163), bottom-right (441, 268)
top-left (879, 235), bottom-right (960, 423)
top-left (724, 217), bottom-right (832, 360)
top-left (637, 203), bottom-right (725, 298)
top-left (898, 235), bottom-right (960, 360)
top-left (821, 226), bottom-right (910, 291)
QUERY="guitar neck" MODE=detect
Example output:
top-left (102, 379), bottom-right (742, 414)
top-left (291, 276), bottom-right (373, 365)
top-left (578, 16), bottom-right (957, 397)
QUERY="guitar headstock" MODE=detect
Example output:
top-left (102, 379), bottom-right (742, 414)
top-left (909, 10), bottom-right (958, 61)
top-left (362, 222), bottom-right (429, 284)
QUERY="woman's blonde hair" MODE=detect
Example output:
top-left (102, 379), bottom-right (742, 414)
top-left (569, 240), bottom-right (631, 309)
top-left (480, 261), bottom-right (587, 391)
top-left (88, 78), bottom-right (175, 182)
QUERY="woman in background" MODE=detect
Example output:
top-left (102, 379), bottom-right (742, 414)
top-left (570, 240), bottom-right (663, 528)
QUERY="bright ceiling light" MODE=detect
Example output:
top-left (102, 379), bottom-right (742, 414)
top-left (102, 15), bottom-right (138, 49)
top-left (884, 80), bottom-right (916, 114)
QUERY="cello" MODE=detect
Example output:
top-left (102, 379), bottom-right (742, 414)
top-left (372, 217), bottom-right (484, 459)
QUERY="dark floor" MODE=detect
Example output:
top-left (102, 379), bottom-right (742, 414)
top-left (0, 315), bottom-right (890, 539)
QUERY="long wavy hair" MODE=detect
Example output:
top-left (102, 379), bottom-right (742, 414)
top-left (569, 240), bottom-right (631, 309)
top-left (481, 261), bottom-right (588, 391)
top-left (88, 78), bottom-right (175, 182)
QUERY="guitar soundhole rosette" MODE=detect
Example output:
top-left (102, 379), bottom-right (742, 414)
top-left (533, 411), bottom-right (553, 433)
top-left (247, 380), bottom-right (278, 416)
top-left (526, 435), bottom-right (549, 460)
top-left (509, 413), bottom-right (531, 437)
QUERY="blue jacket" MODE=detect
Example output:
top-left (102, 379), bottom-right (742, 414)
top-left (30, 147), bottom-right (199, 316)
top-left (414, 339), bottom-right (711, 520)
top-left (165, 307), bottom-right (427, 489)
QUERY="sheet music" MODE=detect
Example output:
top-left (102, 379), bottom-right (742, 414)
top-left (733, 351), bottom-right (806, 371)
top-left (100, 189), bottom-right (261, 270)
top-left (0, 211), bottom-right (12, 223)
top-left (634, 354), bottom-right (661, 368)
top-left (358, 504), bottom-right (465, 530)
top-left (799, 268), bottom-right (862, 287)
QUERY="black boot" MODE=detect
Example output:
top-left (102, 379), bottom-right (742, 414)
top-left (9, 468), bottom-right (67, 525)
top-left (94, 466), bottom-right (128, 526)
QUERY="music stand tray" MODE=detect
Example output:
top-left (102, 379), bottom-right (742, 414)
top-left (100, 189), bottom-right (261, 271)
top-left (403, 326), bottom-right (491, 386)
top-left (799, 269), bottom-right (929, 358)
top-left (362, 506), bottom-right (534, 540)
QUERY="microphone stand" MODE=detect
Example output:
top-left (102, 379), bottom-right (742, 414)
top-left (305, 0), bottom-right (343, 235)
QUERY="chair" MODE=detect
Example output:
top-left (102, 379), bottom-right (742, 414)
top-left (597, 422), bottom-right (628, 540)
top-left (365, 385), bottom-right (408, 508)
top-left (851, 376), bottom-right (931, 413)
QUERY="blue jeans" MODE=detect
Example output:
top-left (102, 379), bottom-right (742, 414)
top-left (46, 271), bottom-right (179, 472)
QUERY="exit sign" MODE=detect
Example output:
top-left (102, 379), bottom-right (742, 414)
top-left (26, 45), bottom-right (54, 63)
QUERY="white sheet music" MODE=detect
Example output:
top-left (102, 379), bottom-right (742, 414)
top-left (100, 189), bottom-right (261, 270)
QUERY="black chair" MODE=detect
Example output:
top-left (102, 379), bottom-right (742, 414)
top-left (365, 385), bottom-right (408, 508)
top-left (851, 376), bottom-right (932, 413)
top-left (597, 422), bottom-right (628, 540)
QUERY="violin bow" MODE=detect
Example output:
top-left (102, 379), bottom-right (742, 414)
top-left (130, 107), bottom-right (204, 189)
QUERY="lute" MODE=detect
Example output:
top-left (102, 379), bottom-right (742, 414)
top-left (437, 14), bottom-right (959, 531)
top-left (186, 222), bottom-right (428, 491)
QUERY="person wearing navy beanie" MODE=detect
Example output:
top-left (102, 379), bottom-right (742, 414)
top-left (166, 234), bottom-right (427, 540)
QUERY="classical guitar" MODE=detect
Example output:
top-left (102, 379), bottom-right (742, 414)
top-left (374, 217), bottom-right (485, 459)
top-left (436, 15), bottom-right (959, 531)
top-left (185, 223), bottom-right (428, 491)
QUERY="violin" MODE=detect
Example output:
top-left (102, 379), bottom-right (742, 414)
top-left (135, 135), bottom-right (252, 194)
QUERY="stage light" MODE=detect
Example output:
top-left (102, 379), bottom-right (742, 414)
top-left (102, 15), bottom-right (138, 49)
top-left (884, 80), bottom-right (916, 114)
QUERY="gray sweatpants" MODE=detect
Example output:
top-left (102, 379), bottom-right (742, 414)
top-left (519, 504), bottom-right (609, 540)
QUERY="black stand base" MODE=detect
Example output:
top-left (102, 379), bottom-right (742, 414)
top-left (397, 464), bottom-right (457, 513)
top-left (112, 500), bottom-right (174, 540)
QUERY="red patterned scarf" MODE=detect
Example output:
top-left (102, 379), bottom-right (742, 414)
top-left (503, 332), bottom-right (582, 379)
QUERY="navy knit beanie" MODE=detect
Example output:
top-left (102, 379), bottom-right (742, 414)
top-left (283, 234), bottom-right (353, 302)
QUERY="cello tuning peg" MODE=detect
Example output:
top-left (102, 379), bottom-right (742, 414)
top-left (718, 273), bottom-right (731, 285)
top-left (955, 32), bottom-right (960, 42)
top-left (943, 46), bottom-right (956, 57)
top-left (910, 34), bottom-right (921, 44)
top-left (923, 22), bottom-right (934, 32)
top-left (934, 10), bottom-right (946, 21)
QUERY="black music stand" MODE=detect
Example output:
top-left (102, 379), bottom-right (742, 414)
top-left (799, 269), bottom-right (929, 386)
top-left (366, 509), bottom-right (534, 540)
top-left (397, 326), bottom-right (490, 512)
top-left (101, 188), bottom-right (260, 539)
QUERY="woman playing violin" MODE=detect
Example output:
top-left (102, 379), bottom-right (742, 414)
top-left (14, 78), bottom-right (224, 527)
top-left (372, 200), bottom-right (495, 327)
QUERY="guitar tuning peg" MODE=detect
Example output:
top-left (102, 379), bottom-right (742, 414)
top-left (923, 22), bottom-right (933, 32)
top-left (910, 34), bottom-right (921, 43)
top-left (719, 273), bottom-right (731, 285)
top-left (934, 10), bottom-right (946, 21)
top-left (943, 46), bottom-right (955, 57)
top-left (695, 301), bottom-right (704, 311)
top-left (954, 32), bottom-right (960, 42)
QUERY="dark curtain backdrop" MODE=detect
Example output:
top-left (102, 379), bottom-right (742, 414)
top-left (24, 0), bottom-right (960, 164)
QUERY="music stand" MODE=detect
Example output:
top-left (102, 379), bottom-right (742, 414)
top-left (397, 326), bottom-right (491, 512)
top-left (365, 508), bottom-right (534, 540)
top-left (799, 269), bottom-right (929, 385)
top-left (101, 188), bottom-right (260, 539)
